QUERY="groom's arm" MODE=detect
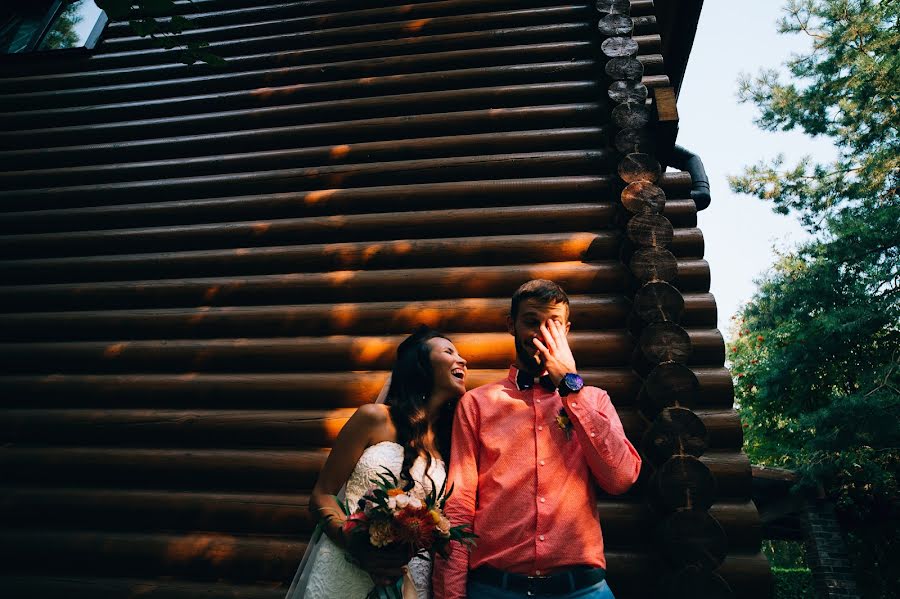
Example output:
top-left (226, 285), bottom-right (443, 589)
top-left (563, 387), bottom-right (642, 495)
top-left (433, 391), bottom-right (480, 599)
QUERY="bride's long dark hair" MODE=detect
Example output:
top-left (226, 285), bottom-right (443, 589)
top-left (384, 325), bottom-right (456, 491)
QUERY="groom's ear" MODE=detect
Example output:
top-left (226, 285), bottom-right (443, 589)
top-left (564, 320), bottom-right (571, 335)
top-left (506, 314), bottom-right (516, 336)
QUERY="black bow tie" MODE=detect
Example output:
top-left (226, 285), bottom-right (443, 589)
top-left (516, 370), bottom-right (556, 392)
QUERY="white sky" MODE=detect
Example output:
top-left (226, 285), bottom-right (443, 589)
top-left (676, 1), bottom-right (836, 341)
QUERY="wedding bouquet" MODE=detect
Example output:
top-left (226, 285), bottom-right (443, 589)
top-left (339, 467), bottom-right (476, 599)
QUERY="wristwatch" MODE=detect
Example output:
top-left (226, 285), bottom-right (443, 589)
top-left (557, 373), bottom-right (584, 397)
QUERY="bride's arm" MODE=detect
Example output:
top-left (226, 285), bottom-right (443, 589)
top-left (310, 403), bottom-right (388, 549)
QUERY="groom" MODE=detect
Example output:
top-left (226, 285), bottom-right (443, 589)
top-left (433, 280), bottom-right (642, 598)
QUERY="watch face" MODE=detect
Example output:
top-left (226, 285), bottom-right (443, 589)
top-left (564, 373), bottom-right (584, 392)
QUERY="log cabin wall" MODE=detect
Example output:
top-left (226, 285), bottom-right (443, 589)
top-left (0, 1), bottom-right (769, 598)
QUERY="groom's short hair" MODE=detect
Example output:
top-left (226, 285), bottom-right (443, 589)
top-left (510, 279), bottom-right (570, 319)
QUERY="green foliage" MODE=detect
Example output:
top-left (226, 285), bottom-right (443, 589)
top-left (772, 568), bottom-right (815, 599)
top-left (41, 2), bottom-right (84, 50)
top-left (94, 0), bottom-right (225, 65)
top-left (763, 540), bottom-right (808, 569)
top-left (730, 0), bottom-right (899, 233)
top-left (728, 1), bottom-right (899, 597)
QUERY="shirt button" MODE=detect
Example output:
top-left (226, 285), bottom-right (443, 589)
top-left (539, 535), bottom-right (545, 541)
top-left (536, 570), bottom-right (542, 576)
top-left (540, 497), bottom-right (546, 503)
top-left (590, 432), bottom-right (596, 438)
top-left (537, 425), bottom-right (543, 431)
top-left (536, 399), bottom-right (541, 403)
top-left (571, 402), bottom-right (577, 408)
top-left (540, 460), bottom-right (545, 466)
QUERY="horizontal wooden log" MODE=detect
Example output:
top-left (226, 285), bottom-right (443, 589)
top-left (0, 533), bottom-right (770, 597)
top-left (0, 406), bottom-right (741, 452)
top-left (0, 294), bottom-right (716, 341)
top-left (0, 368), bottom-right (736, 410)
top-left (98, 0), bottom-right (622, 39)
top-left (599, 551), bottom-right (773, 599)
top-left (0, 173), bottom-right (694, 234)
top-left (0, 229), bottom-right (707, 284)
top-left (0, 294), bottom-right (639, 340)
top-left (0, 39), bottom-right (658, 112)
top-left (0, 486), bottom-right (759, 551)
top-left (699, 451), bottom-right (753, 501)
top-left (661, 568), bottom-right (734, 599)
top-left (0, 127), bottom-right (610, 190)
top-left (0, 260), bottom-right (712, 312)
top-left (2, 9), bottom-right (595, 80)
top-left (0, 81), bottom-right (602, 151)
top-left (99, 1), bottom-right (598, 53)
top-left (0, 487), bottom-right (313, 535)
top-left (0, 149), bottom-right (613, 210)
top-left (0, 447), bottom-right (751, 498)
top-left (0, 202), bottom-right (620, 258)
top-left (5, 230), bottom-right (623, 283)
top-left (0, 530), bottom-right (303, 583)
top-left (2, 60), bottom-right (601, 131)
top-left (93, 6), bottom-right (595, 56)
top-left (1, 20), bottom-right (657, 91)
top-left (0, 103), bottom-right (606, 171)
top-left (0, 576), bottom-right (284, 599)
top-left (0, 330), bottom-right (726, 374)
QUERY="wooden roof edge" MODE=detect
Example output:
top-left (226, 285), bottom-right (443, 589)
top-left (654, 0), bottom-right (704, 100)
top-left (751, 464), bottom-right (799, 484)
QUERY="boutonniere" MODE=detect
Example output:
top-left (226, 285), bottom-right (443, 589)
top-left (556, 408), bottom-right (573, 440)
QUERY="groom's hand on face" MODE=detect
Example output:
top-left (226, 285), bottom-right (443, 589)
top-left (533, 319), bottom-right (577, 386)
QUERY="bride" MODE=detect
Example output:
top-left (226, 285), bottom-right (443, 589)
top-left (286, 326), bottom-right (468, 599)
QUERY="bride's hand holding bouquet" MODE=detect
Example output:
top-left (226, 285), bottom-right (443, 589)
top-left (338, 468), bottom-right (476, 599)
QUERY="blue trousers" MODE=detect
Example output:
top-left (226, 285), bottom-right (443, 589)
top-left (467, 578), bottom-right (616, 599)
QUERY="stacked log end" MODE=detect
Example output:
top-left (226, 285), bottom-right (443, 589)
top-left (595, 1), bottom-right (765, 596)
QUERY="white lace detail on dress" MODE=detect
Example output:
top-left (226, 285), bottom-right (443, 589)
top-left (304, 442), bottom-right (446, 599)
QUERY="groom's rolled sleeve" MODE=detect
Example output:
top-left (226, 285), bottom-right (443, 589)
top-left (564, 387), bottom-right (641, 495)
top-left (432, 391), bottom-right (479, 599)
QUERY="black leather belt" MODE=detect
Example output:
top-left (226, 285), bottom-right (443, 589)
top-left (470, 566), bottom-right (606, 596)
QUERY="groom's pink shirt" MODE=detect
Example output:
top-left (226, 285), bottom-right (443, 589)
top-left (432, 367), bottom-right (642, 599)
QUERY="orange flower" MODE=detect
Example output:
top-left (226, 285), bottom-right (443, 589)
top-left (387, 488), bottom-right (404, 497)
top-left (394, 507), bottom-right (436, 549)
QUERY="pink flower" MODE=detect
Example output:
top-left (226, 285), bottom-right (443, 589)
top-left (342, 511), bottom-right (368, 536)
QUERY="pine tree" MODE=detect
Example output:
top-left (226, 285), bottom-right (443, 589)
top-left (728, 1), bottom-right (899, 596)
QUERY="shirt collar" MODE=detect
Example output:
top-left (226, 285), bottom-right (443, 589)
top-left (508, 366), bottom-right (555, 392)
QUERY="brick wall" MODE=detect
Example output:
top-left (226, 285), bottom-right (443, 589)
top-left (804, 499), bottom-right (861, 599)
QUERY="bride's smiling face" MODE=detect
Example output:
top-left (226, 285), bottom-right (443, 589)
top-left (427, 337), bottom-right (467, 400)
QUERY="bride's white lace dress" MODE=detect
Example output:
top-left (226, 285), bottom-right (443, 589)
top-left (303, 441), bottom-right (446, 599)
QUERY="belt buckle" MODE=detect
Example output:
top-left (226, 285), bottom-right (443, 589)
top-left (525, 574), bottom-right (551, 597)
